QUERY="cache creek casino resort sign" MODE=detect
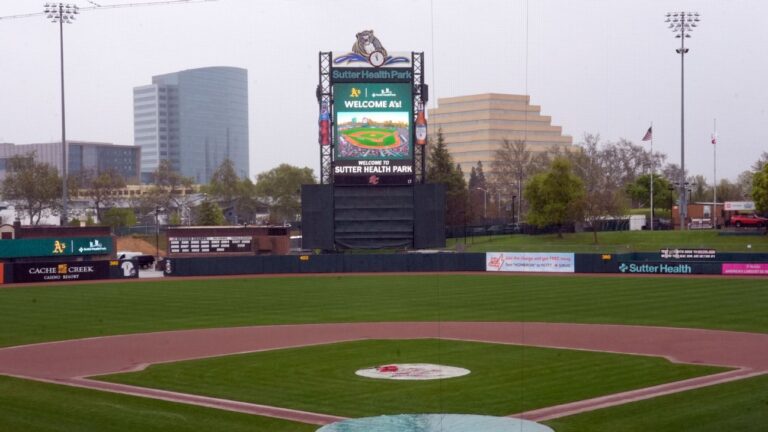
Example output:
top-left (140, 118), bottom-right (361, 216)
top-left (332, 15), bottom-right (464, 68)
top-left (323, 30), bottom-right (427, 185)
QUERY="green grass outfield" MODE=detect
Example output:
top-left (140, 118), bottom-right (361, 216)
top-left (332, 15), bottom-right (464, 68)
top-left (1, 274), bottom-right (767, 348)
top-left (1, 274), bottom-right (767, 431)
top-left (449, 230), bottom-right (768, 253)
top-left (96, 339), bottom-right (723, 417)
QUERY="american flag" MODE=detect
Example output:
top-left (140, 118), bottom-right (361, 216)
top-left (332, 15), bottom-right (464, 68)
top-left (642, 126), bottom-right (652, 141)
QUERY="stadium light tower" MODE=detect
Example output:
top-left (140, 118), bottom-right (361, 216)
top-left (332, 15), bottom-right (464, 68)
top-left (665, 11), bottom-right (700, 230)
top-left (44, 2), bottom-right (79, 225)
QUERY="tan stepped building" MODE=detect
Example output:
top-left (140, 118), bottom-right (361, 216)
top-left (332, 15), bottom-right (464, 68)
top-left (428, 93), bottom-right (574, 176)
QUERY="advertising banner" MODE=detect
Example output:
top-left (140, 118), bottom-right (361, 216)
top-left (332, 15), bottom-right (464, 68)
top-left (722, 263), bottom-right (768, 276)
top-left (13, 261), bottom-right (110, 283)
top-left (659, 248), bottom-right (717, 259)
top-left (333, 82), bottom-right (413, 185)
top-left (486, 252), bottom-right (575, 273)
top-left (0, 237), bottom-right (113, 259)
top-left (724, 201), bottom-right (755, 211)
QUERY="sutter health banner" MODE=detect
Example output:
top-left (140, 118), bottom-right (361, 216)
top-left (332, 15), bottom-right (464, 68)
top-left (486, 252), bottom-right (575, 273)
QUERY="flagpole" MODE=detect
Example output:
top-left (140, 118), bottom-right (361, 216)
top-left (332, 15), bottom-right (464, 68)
top-left (650, 122), bottom-right (654, 231)
top-left (713, 118), bottom-right (717, 229)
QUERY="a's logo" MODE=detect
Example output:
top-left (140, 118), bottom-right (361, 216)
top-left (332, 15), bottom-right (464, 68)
top-left (350, 87), bottom-right (361, 98)
top-left (52, 240), bottom-right (67, 254)
top-left (57, 264), bottom-right (68, 274)
top-left (619, 263), bottom-right (629, 273)
top-left (368, 175), bottom-right (380, 185)
top-left (90, 240), bottom-right (102, 248)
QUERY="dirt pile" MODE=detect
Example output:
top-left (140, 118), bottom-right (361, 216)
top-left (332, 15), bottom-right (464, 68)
top-left (115, 236), bottom-right (163, 257)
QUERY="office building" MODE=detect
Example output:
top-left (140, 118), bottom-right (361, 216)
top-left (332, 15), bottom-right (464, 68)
top-left (0, 141), bottom-right (141, 183)
top-left (133, 66), bottom-right (249, 184)
top-left (428, 93), bottom-right (574, 176)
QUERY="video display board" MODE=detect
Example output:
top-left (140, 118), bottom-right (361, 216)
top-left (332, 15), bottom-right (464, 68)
top-left (332, 82), bottom-right (413, 185)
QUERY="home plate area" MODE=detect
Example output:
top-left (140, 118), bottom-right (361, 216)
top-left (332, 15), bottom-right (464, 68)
top-left (317, 414), bottom-right (553, 432)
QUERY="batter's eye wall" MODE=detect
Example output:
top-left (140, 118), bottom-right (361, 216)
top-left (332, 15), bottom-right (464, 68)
top-left (301, 184), bottom-right (446, 250)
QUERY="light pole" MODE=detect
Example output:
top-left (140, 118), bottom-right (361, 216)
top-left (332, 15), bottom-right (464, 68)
top-left (475, 187), bottom-right (487, 221)
top-left (665, 11), bottom-right (700, 230)
top-left (44, 2), bottom-right (78, 226)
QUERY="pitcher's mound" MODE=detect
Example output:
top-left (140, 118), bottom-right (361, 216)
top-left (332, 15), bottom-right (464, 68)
top-left (355, 363), bottom-right (470, 380)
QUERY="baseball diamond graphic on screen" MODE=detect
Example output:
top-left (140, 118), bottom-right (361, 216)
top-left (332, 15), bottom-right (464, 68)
top-left (336, 112), bottom-right (409, 158)
top-left (333, 83), bottom-right (413, 161)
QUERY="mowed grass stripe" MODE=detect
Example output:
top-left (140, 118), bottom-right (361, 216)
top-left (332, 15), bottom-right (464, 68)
top-left (546, 373), bottom-right (768, 432)
top-left (0, 275), bottom-right (766, 348)
top-left (0, 375), bottom-right (315, 432)
top-left (97, 339), bottom-right (724, 417)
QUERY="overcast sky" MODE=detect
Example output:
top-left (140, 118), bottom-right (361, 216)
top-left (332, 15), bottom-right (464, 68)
top-left (1, 0), bottom-right (766, 182)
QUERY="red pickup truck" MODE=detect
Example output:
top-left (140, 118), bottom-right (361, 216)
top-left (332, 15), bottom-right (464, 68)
top-left (729, 213), bottom-right (768, 227)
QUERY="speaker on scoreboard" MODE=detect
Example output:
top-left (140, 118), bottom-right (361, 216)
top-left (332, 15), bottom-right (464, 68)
top-left (413, 183), bottom-right (445, 249)
top-left (301, 184), bottom-right (334, 250)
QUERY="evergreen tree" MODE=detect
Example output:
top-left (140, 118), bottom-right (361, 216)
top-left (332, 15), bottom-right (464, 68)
top-left (427, 129), bottom-right (468, 226)
top-left (524, 157), bottom-right (585, 238)
top-left (195, 200), bottom-right (226, 226)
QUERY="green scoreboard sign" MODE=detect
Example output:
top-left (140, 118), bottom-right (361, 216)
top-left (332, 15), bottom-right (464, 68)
top-left (333, 82), bottom-right (413, 184)
top-left (0, 237), bottom-right (113, 259)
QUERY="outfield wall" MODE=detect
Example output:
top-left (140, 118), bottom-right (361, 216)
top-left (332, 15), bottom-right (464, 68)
top-left (161, 252), bottom-right (768, 277)
top-left (163, 253), bottom-right (485, 276)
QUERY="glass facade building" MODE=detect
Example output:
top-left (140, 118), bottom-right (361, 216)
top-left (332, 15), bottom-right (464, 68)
top-left (134, 67), bottom-right (249, 184)
top-left (0, 141), bottom-right (140, 183)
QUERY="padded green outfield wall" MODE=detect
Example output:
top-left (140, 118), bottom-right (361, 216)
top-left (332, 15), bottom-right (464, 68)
top-left (0, 237), bottom-right (113, 259)
top-left (162, 252), bottom-right (768, 277)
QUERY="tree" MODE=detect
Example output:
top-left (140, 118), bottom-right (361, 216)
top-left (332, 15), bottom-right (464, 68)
top-left (689, 174), bottom-right (710, 203)
top-left (205, 159), bottom-right (260, 224)
top-left (524, 157), bottom-right (584, 238)
top-left (752, 163), bottom-right (768, 214)
top-left (102, 207), bottom-right (137, 232)
top-left (736, 170), bottom-right (754, 199)
top-left (565, 134), bottom-right (627, 243)
top-left (491, 139), bottom-right (539, 221)
top-left (625, 174), bottom-right (674, 211)
top-left (715, 178), bottom-right (745, 202)
top-left (74, 168), bottom-right (126, 222)
top-left (195, 200), bottom-right (226, 225)
top-left (254, 164), bottom-right (316, 224)
top-left (427, 129), bottom-right (468, 227)
top-left (467, 162), bottom-right (488, 223)
top-left (0, 154), bottom-right (61, 225)
top-left (751, 151), bottom-right (768, 172)
top-left (139, 160), bottom-right (195, 223)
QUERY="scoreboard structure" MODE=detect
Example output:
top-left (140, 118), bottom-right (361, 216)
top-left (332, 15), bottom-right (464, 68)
top-left (303, 32), bottom-right (444, 250)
